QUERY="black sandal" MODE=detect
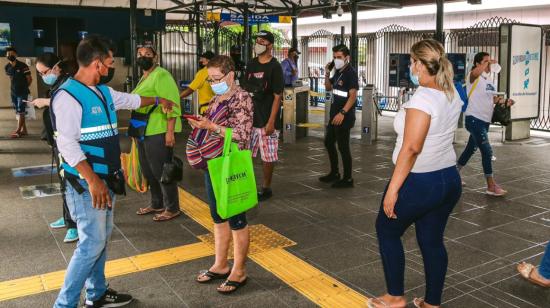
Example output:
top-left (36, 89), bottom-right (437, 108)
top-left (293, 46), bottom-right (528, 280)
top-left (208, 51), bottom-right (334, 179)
top-left (217, 278), bottom-right (248, 294)
top-left (196, 270), bottom-right (231, 283)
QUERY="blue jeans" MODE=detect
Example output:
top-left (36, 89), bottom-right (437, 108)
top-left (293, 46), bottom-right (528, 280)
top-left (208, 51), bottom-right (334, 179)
top-left (376, 167), bottom-right (462, 306)
top-left (457, 115), bottom-right (493, 177)
top-left (204, 171), bottom-right (247, 230)
top-left (54, 179), bottom-right (115, 308)
top-left (539, 242), bottom-right (550, 279)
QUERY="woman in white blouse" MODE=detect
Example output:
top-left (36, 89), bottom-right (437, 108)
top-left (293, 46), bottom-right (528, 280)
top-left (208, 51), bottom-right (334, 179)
top-left (368, 39), bottom-right (463, 308)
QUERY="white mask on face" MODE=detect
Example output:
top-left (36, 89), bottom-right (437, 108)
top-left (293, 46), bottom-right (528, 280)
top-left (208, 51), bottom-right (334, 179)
top-left (490, 63), bottom-right (501, 74)
top-left (254, 43), bottom-right (267, 55)
top-left (334, 58), bottom-right (345, 70)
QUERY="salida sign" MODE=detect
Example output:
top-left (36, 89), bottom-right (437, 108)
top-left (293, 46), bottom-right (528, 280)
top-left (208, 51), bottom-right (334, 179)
top-left (207, 12), bottom-right (291, 24)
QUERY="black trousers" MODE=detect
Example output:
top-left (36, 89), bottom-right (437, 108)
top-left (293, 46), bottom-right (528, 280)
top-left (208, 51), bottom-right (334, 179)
top-left (53, 147), bottom-right (77, 229)
top-left (137, 134), bottom-right (179, 213)
top-left (324, 124), bottom-right (353, 179)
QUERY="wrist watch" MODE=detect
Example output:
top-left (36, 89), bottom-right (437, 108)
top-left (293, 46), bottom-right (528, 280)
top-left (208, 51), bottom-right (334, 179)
top-left (339, 109), bottom-right (347, 115)
top-left (214, 125), bottom-right (222, 135)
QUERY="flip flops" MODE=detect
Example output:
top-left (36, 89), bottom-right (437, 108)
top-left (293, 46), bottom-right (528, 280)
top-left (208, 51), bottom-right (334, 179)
top-left (136, 207), bottom-right (164, 215)
top-left (413, 298), bottom-right (424, 308)
top-left (196, 270), bottom-right (231, 283)
top-left (217, 278), bottom-right (248, 295)
top-left (152, 211), bottom-right (181, 221)
top-left (366, 298), bottom-right (407, 308)
top-left (517, 262), bottom-right (550, 288)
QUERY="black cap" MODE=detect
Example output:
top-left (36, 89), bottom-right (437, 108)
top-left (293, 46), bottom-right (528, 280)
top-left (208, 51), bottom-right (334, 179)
top-left (288, 47), bottom-right (301, 55)
top-left (137, 44), bottom-right (156, 54)
top-left (230, 45), bottom-right (241, 53)
top-left (255, 30), bottom-right (275, 44)
top-left (199, 51), bottom-right (215, 60)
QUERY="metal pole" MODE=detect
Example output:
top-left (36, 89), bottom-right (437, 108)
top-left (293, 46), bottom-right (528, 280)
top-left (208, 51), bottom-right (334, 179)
top-left (130, 0), bottom-right (138, 88)
top-left (243, 4), bottom-right (250, 62)
top-left (436, 0), bottom-right (444, 43)
top-left (340, 26), bottom-right (345, 45)
top-left (291, 6), bottom-right (298, 49)
top-left (195, 7), bottom-right (202, 63)
top-left (351, 0), bottom-right (358, 69)
top-left (214, 22), bottom-right (220, 55)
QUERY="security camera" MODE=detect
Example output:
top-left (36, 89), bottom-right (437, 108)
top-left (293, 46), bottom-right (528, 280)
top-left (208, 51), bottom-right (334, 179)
top-left (336, 3), bottom-right (344, 17)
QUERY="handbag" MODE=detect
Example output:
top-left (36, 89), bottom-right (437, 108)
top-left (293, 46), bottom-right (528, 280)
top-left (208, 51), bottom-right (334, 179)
top-left (127, 105), bottom-right (157, 140)
top-left (160, 150), bottom-right (184, 184)
top-left (492, 103), bottom-right (511, 126)
top-left (120, 138), bottom-right (148, 193)
top-left (207, 128), bottom-right (258, 219)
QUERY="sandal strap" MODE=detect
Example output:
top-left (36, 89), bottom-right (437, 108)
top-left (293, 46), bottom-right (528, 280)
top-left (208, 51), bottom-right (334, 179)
top-left (518, 263), bottom-right (535, 279)
top-left (221, 279), bottom-right (246, 288)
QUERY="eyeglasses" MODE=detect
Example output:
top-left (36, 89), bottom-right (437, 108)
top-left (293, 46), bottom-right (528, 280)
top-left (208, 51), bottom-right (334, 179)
top-left (37, 68), bottom-right (51, 76)
top-left (207, 73), bottom-right (228, 84)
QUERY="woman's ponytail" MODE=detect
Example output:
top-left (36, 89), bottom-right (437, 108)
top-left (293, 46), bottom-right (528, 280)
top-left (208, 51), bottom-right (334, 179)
top-left (436, 56), bottom-right (455, 101)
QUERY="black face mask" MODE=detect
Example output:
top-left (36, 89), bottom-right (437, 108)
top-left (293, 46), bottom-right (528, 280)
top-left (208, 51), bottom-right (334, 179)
top-left (7, 55), bottom-right (16, 62)
top-left (99, 67), bottom-right (115, 85)
top-left (137, 57), bottom-right (154, 71)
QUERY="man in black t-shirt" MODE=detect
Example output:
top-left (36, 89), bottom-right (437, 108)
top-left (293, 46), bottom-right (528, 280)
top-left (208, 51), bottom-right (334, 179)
top-left (230, 45), bottom-right (246, 86)
top-left (319, 44), bottom-right (358, 188)
top-left (243, 30), bottom-right (284, 201)
top-left (4, 47), bottom-right (32, 138)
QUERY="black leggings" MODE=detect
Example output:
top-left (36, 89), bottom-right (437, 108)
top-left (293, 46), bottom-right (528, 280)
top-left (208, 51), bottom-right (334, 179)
top-left (54, 147), bottom-right (76, 229)
top-left (324, 124), bottom-right (352, 179)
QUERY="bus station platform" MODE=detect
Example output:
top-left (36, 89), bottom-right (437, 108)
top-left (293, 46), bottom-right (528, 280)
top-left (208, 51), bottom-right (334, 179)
top-left (1, 107), bottom-right (549, 308)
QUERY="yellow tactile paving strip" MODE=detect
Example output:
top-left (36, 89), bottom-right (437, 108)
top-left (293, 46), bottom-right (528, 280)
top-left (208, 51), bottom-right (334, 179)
top-left (1, 187), bottom-right (368, 306)
top-left (0, 242), bottom-right (213, 302)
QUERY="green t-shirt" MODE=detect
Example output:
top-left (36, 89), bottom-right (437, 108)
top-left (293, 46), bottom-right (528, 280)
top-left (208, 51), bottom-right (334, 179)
top-left (132, 66), bottom-right (182, 136)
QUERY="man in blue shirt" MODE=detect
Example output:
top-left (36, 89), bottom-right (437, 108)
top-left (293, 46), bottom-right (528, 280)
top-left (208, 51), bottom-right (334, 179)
top-left (52, 35), bottom-right (173, 308)
top-left (281, 47), bottom-right (300, 86)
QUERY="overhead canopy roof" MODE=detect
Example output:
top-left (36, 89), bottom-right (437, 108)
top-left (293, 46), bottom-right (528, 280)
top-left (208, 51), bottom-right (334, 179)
top-left (3, 0), bottom-right (463, 18)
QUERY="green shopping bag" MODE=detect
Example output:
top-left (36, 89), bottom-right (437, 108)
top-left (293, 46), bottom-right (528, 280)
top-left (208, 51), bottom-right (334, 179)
top-left (207, 128), bottom-right (258, 219)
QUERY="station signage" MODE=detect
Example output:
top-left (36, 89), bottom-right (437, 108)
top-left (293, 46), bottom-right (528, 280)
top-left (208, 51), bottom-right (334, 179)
top-left (207, 12), bottom-right (291, 24)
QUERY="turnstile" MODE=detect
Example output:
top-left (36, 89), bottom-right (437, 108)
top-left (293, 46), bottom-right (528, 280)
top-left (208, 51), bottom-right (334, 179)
top-left (361, 85), bottom-right (378, 144)
top-left (282, 85), bottom-right (311, 143)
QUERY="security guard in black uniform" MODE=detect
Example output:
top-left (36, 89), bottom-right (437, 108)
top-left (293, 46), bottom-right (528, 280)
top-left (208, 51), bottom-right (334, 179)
top-left (319, 44), bottom-right (358, 188)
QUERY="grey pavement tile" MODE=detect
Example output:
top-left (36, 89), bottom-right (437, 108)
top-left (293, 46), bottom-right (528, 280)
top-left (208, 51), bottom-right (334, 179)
top-left (444, 217), bottom-right (484, 240)
top-left (335, 260), bottom-right (425, 298)
top-left (442, 293), bottom-right (512, 308)
top-left (493, 220), bottom-right (550, 244)
top-left (124, 283), bottom-right (186, 308)
top-left (323, 211), bottom-right (379, 237)
top-left (512, 191), bottom-right (550, 210)
top-left (284, 224), bottom-right (353, 251)
top-left (3, 291), bottom-right (58, 308)
top-left (451, 208), bottom-right (518, 229)
top-left (457, 230), bottom-right (536, 258)
top-left (292, 239), bottom-right (380, 274)
top-left (486, 277), bottom-right (550, 308)
top-left (526, 212), bottom-right (550, 227)
top-left (485, 200), bottom-right (548, 220)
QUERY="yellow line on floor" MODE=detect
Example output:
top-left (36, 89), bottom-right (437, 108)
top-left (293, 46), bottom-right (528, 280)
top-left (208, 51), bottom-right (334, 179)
top-left (1, 187), bottom-right (368, 306)
top-left (179, 188), bottom-right (368, 307)
top-left (0, 242), bottom-right (213, 302)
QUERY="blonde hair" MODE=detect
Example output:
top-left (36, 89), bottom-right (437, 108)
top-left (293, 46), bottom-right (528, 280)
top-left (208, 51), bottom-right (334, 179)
top-left (410, 39), bottom-right (455, 101)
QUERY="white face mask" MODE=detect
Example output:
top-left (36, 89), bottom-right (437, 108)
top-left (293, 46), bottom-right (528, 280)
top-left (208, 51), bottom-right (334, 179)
top-left (490, 63), bottom-right (501, 74)
top-left (334, 58), bottom-right (345, 70)
top-left (254, 43), bottom-right (267, 55)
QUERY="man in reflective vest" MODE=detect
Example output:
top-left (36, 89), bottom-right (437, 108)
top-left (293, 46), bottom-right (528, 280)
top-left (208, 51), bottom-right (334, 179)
top-left (319, 44), bottom-right (358, 188)
top-left (52, 35), bottom-right (174, 308)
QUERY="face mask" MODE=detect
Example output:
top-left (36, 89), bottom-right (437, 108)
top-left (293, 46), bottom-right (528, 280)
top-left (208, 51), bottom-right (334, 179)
top-left (99, 67), bottom-right (115, 85)
top-left (7, 55), bottom-right (16, 62)
top-left (409, 66), bottom-right (419, 86)
top-left (334, 58), bottom-right (345, 70)
top-left (137, 57), bottom-right (154, 71)
top-left (42, 73), bottom-right (58, 86)
top-left (254, 43), bottom-right (267, 55)
top-left (211, 81), bottom-right (229, 95)
top-left (490, 63), bottom-right (501, 74)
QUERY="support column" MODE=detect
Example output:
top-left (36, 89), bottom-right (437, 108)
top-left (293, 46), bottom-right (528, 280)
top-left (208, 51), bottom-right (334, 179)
top-left (340, 26), bottom-right (345, 45)
top-left (436, 0), bottom-right (444, 43)
top-left (291, 6), bottom-right (298, 49)
top-left (129, 0), bottom-right (138, 89)
top-left (195, 7), bottom-right (202, 63)
top-left (243, 4), bottom-right (250, 63)
top-left (213, 22), bottom-right (220, 55)
top-left (351, 0), bottom-right (358, 69)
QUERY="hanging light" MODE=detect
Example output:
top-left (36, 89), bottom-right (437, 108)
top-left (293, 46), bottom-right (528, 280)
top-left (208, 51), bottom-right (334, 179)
top-left (336, 2), bottom-right (344, 17)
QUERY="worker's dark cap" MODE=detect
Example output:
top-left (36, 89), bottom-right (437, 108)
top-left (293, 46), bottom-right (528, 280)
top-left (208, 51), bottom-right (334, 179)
top-left (199, 51), bottom-right (215, 59)
top-left (230, 45), bottom-right (241, 53)
top-left (255, 30), bottom-right (275, 44)
top-left (288, 47), bottom-right (301, 54)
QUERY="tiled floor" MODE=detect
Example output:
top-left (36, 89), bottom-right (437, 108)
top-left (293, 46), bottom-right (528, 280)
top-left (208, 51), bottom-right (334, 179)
top-left (1, 106), bottom-right (549, 307)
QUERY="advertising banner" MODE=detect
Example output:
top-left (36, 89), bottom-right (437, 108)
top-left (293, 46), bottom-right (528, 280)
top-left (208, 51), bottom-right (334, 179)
top-left (207, 12), bottom-right (291, 24)
top-left (507, 24), bottom-right (543, 120)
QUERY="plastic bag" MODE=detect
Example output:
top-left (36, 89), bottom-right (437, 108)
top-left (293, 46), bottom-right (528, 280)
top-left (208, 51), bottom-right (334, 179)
top-left (120, 138), bottom-right (148, 193)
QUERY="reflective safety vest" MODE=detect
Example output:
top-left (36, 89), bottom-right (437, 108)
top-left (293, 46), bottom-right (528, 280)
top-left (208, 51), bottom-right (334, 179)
top-left (51, 78), bottom-right (121, 180)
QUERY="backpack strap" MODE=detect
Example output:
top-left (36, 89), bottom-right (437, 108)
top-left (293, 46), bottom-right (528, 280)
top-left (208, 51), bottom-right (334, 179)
top-left (468, 76), bottom-right (480, 99)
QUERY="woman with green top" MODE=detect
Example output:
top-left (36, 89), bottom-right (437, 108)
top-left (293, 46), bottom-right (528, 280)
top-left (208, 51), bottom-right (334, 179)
top-left (132, 45), bottom-right (182, 221)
